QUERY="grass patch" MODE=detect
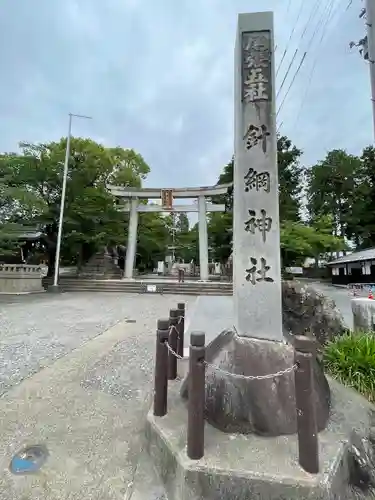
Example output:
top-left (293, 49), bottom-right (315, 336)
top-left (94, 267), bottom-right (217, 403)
top-left (323, 331), bottom-right (375, 402)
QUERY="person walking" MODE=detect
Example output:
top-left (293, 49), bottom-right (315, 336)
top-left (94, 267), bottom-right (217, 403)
top-left (177, 261), bottom-right (185, 283)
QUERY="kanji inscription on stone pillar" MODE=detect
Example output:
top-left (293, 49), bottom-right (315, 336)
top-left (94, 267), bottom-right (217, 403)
top-left (233, 12), bottom-right (282, 341)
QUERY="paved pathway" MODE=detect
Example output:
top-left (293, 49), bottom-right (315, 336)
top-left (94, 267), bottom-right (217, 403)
top-left (0, 292), bottom-right (189, 396)
top-left (0, 292), bottom-right (195, 499)
top-left (0, 282), bottom-right (352, 499)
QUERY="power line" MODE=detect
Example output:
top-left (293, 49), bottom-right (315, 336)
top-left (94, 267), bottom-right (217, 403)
top-left (300, 0), bottom-right (324, 41)
top-left (276, 0), bottom-right (305, 77)
top-left (306, 0), bottom-right (336, 49)
top-left (290, 0), bottom-right (351, 131)
top-left (277, 0), bottom-right (336, 128)
top-left (277, 52), bottom-right (307, 118)
top-left (276, 0), bottom-right (327, 103)
top-left (277, 48), bottom-right (298, 99)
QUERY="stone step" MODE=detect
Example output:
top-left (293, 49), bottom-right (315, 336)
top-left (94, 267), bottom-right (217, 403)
top-left (42, 278), bottom-right (233, 296)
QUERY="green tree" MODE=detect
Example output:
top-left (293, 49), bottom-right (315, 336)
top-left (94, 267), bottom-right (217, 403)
top-left (175, 213), bottom-right (189, 233)
top-left (208, 212), bottom-right (232, 263)
top-left (161, 212), bottom-right (195, 263)
top-left (277, 135), bottom-right (303, 222)
top-left (306, 149), bottom-right (360, 242)
top-left (349, 146), bottom-right (375, 247)
top-left (0, 137), bottom-right (150, 274)
top-left (215, 157), bottom-right (234, 210)
top-left (213, 137), bottom-right (303, 220)
top-left (0, 154), bottom-right (44, 257)
top-left (280, 217), bottom-right (345, 268)
top-left (136, 212), bottom-right (170, 272)
top-left (208, 135), bottom-right (304, 264)
top-left (178, 224), bottom-right (199, 263)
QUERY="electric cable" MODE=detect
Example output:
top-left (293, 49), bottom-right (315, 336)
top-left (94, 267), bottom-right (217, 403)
top-left (289, 0), bottom-right (352, 132)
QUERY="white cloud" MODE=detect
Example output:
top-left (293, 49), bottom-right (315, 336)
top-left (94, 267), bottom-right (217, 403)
top-left (0, 0), bottom-right (372, 188)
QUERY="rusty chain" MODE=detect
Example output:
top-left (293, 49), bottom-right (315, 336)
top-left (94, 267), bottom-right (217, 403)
top-left (203, 360), bottom-right (298, 380)
top-left (165, 339), bottom-right (184, 360)
top-left (164, 323), bottom-right (297, 380)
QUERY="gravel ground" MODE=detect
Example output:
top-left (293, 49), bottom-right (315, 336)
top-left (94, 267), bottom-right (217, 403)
top-left (0, 292), bottom-right (196, 398)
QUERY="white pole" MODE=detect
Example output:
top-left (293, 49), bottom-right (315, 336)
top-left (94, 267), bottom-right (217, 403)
top-left (366, 0), bottom-right (375, 140)
top-left (52, 113), bottom-right (92, 289)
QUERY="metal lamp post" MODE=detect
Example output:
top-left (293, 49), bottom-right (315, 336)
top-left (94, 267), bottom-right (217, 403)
top-left (50, 113), bottom-right (92, 292)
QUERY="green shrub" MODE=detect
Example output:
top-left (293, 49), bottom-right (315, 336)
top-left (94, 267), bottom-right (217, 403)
top-left (323, 332), bottom-right (375, 401)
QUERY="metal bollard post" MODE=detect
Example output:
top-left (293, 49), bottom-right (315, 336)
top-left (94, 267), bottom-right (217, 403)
top-left (177, 302), bottom-right (185, 358)
top-left (294, 335), bottom-right (319, 474)
top-left (168, 309), bottom-right (179, 380)
top-left (153, 318), bottom-right (170, 417)
top-left (187, 331), bottom-right (206, 460)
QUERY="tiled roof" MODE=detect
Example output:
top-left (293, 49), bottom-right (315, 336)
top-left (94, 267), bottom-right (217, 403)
top-left (327, 248), bottom-right (375, 265)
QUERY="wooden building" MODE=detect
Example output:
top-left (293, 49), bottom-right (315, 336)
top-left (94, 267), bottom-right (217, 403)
top-left (327, 248), bottom-right (375, 285)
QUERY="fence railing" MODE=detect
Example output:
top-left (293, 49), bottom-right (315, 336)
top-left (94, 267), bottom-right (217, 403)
top-left (153, 303), bottom-right (319, 473)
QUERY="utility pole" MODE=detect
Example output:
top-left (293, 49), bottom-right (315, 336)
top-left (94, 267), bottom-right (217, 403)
top-left (366, 0), bottom-right (375, 140)
top-left (50, 113), bottom-right (92, 292)
top-left (351, 0), bottom-right (375, 140)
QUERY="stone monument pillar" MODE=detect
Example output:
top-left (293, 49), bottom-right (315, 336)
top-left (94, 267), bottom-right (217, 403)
top-left (124, 198), bottom-right (139, 279)
top-left (181, 12), bottom-right (330, 437)
top-left (233, 12), bottom-right (282, 342)
top-left (198, 195), bottom-right (209, 281)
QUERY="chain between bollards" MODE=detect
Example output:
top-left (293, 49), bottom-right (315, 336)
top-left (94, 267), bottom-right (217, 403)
top-left (156, 316), bottom-right (318, 467)
top-left (168, 309), bottom-right (179, 380)
top-left (294, 335), bottom-right (319, 474)
top-left (153, 318), bottom-right (169, 417)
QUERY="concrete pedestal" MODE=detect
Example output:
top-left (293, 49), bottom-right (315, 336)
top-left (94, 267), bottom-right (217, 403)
top-left (146, 379), bottom-right (375, 500)
top-left (0, 265), bottom-right (44, 294)
top-left (351, 298), bottom-right (375, 332)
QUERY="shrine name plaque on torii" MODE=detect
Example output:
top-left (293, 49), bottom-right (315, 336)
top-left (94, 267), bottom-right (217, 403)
top-left (107, 183), bottom-right (232, 281)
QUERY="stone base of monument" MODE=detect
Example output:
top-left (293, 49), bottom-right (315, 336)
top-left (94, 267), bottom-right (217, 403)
top-left (146, 378), bottom-right (375, 500)
top-left (181, 330), bottom-right (330, 435)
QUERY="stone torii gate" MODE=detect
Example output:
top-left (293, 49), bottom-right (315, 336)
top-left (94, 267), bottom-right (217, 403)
top-left (107, 183), bottom-right (232, 281)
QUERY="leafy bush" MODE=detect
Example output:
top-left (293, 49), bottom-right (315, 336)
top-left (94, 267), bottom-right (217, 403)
top-left (323, 332), bottom-right (375, 401)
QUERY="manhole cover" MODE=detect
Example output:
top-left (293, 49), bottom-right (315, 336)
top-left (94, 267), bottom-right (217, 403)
top-left (10, 444), bottom-right (49, 475)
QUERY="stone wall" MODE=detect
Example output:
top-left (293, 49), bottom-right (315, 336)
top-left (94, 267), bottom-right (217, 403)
top-left (0, 264), bottom-right (44, 294)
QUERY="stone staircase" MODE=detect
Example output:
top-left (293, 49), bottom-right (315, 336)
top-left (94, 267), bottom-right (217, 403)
top-left (77, 250), bottom-right (123, 279)
top-left (43, 276), bottom-right (233, 296)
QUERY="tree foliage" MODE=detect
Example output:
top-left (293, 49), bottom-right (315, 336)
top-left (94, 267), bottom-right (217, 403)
top-left (277, 136), bottom-right (303, 222)
top-left (306, 146), bottom-right (375, 250)
top-left (136, 212), bottom-right (170, 272)
top-left (207, 135), bottom-right (337, 266)
top-left (351, 146), bottom-right (375, 247)
top-left (307, 149), bottom-right (360, 240)
top-left (0, 137), bottom-right (151, 272)
top-left (281, 217), bottom-right (345, 266)
top-left (4, 129), bottom-right (373, 274)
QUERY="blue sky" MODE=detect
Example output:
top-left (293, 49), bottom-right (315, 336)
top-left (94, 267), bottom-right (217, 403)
top-left (0, 0), bottom-right (371, 190)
